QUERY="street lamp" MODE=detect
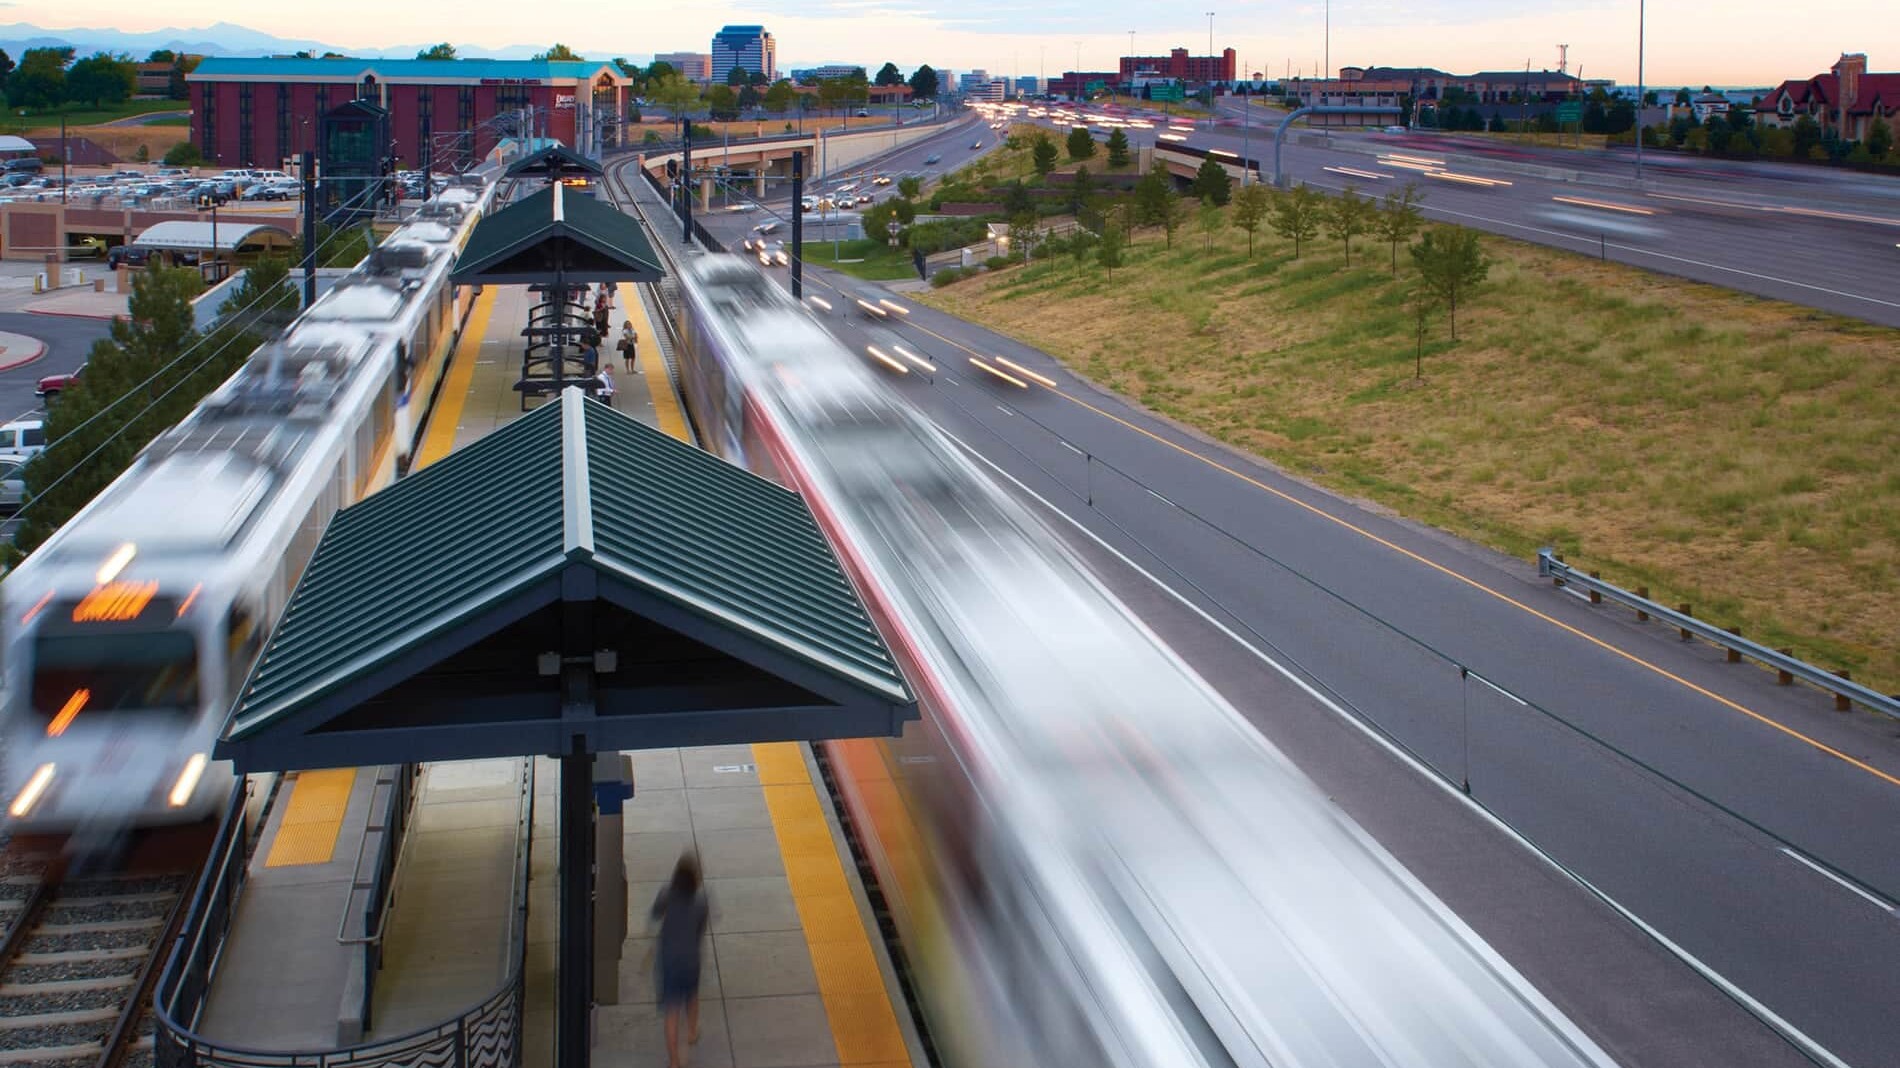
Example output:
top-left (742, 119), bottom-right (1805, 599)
top-left (195, 191), bottom-right (220, 282)
top-left (1635, 0), bottom-right (1646, 179)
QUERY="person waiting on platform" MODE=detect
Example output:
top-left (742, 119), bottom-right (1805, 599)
top-left (580, 342), bottom-right (599, 375)
top-left (616, 320), bottom-right (637, 373)
top-left (594, 365), bottom-right (615, 407)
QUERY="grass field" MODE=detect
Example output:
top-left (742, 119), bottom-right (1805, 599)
top-left (800, 237), bottom-right (916, 280)
top-left (919, 194), bottom-right (1900, 691)
top-left (13, 99), bottom-right (187, 133)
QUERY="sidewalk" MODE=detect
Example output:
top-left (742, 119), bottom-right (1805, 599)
top-left (0, 330), bottom-right (46, 370)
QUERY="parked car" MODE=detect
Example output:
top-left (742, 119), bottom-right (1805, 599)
top-left (36, 364), bottom-right (81, 403)
top-left (3, 158), bottom-right (44, 174)
top-left (0, 418), bottom-right (46, 459)
top-left (105, 246), bottom-right (150, 270)
top-left (0, 455), bottom-right (26, 515)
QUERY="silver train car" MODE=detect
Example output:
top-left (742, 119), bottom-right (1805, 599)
top-left (0, 184), bottom-right (493, 834)
top-left (674, 255), bottom-right (1620, 1068)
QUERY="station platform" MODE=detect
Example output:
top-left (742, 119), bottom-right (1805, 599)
top-left (196, 279), bottom-right (922, 1068)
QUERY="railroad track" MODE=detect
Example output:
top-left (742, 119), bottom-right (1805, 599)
top-left (0, 834), bottom-right (207, 1068)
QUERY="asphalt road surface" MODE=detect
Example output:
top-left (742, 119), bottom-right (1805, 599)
top-left (1031, 103), bottom-right (1900, 326)
top-left (665, 177), bottom-right (1900, 1067)
top-left (0, 312), bottom-right (105, 423)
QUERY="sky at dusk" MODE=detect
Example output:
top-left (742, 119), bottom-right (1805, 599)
top-left (3, 0), bottom-right (1893, 87)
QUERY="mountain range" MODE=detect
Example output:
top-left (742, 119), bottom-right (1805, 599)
top-left (0, 20), bottom-right (592, 62)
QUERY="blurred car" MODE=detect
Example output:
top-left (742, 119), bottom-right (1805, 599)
top-left (36, 363), bottom-right (82, 402)
top-left (924, 153), bottom-right (941, 164)
top-left (757, 241), bottom-right (789, 267)
top-left (852, 292), bottom-right (891, 319)
top-left (857, 193), bottom-right (874, 206)
top-left (872, 175), bottom-right (892, 185)
top-left (969, 141), bottom-right (983, 149)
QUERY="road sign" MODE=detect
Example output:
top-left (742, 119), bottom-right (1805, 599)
top-left (1150, 84), bottom-right (1184, 102)
top-left (1555, 101), bottom-right (1582, 124)
top-left (1085, 80), bottom-right (1107, 94)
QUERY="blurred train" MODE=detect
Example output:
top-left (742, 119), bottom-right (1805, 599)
top-left (0, 183), bottom-right (494, 836)
top-left (675, 255), bottom-right (1621, 1068)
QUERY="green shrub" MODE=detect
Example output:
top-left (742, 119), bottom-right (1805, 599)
top-left (984, 255), bottom-right (1012, 270)
top-left (931, 267), bottom-right (963, 287)
top-left (163, 141), bottom-right (203, 167)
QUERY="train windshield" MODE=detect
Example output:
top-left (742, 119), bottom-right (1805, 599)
top-left (31, 630), bottom-right (200, 720)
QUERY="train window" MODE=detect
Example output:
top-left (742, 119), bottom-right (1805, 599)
top-left (225, 602), bottom-right (263, 697)
top-left (32, 631), bottom-right (199, 718)
top-left (395, 342), bottom-right (410, 396)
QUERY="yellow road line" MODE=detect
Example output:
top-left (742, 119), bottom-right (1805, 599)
top-left (415, 287), bottom-right (497, 470)
top-left (264, 769), bottom-right (356, 867)
top-left (625, 293), bottom-right (689, 439)
top-left (753, 742), bottom-right (911, 1065)
top-left (893, 315), bottom-right (1900, 790)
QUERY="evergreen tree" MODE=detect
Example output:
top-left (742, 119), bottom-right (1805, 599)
top-left (1067, 165), bottom-right (1094, 217)
top-left (1105, 127), bottom-right (1131, 168)
top-left (1191, 156), bottom-right (1232, 206)
top-left (1098, 223), bottom-right (1124, 278)
top-left (907, 65), bottom-right (938, 100)
top-left (1066, 125), bottom-right (1096, 160)
top-left (1868, 117), bottom-right (1894, 159)
top-left (874, 62), bottom-right (903, 86)
top-left (1133, 161), bottom-right (1171, 225)
top-left (1031, 134), bottom-right (1057, 176)
top-left (1159, 187), bottom-right (1188, 249)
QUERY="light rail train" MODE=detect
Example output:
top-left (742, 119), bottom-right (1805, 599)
top-left (675, 254), bottom-right (1621, 1068)
top-left (0, 182), bottom-right (493, 836)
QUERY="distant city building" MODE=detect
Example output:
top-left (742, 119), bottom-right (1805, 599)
top-left (1048, 71), bottom-right (1123, 98)
top-left (653, 52), bottom-right (712, 82)
top-left (967, 80), bottom-right (1006, 102)
top-left (710, 25), bottom-right (776, 83)
top-left (1757, 53), bottom-right (1899, 141)
top-left (1118, 47), bottom-right (1236, 85)
top-left (957, 70), bottom-right (989, 95)
top-left (1300, 64), bottom-right (1581, 108)
top-left (791, 65), bottom-right (865, 84)
top-left (135, 60), bottom-right (184, 97)
top-left (1690, 92), bottom-right (1731, 121)
top-left (1014, 76), bottom-right (1040, 97)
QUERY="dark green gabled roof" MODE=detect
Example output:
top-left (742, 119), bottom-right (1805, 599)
top-left (226, 391), bottom-right (908, 746)
top-left (451, 182), bottom-right (665, 285)
top-left (506, 143), bottom-right (603, 179)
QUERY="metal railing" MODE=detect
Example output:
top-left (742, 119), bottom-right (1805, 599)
top-left (155, 760), bottom-right (536, 1068)
top-left (1537, 549), bottom-right (1898, 719)
top-left (336, 764), bottom-right (421, 1032)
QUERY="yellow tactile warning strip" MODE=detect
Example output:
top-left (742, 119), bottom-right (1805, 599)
top-left (753, 741), bottom-right (911, 1065)
top-left (416, 287), bottom-right (499, 471)
top-left (264, 768), bottom-right (357, 867)
top-left (623, 289), bottom-right (690, 440)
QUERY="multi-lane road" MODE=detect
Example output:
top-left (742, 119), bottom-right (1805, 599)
top-left (646, 140), bottom-right (1900, 1067)
top-left (1066, 101), bottom-right (1900, 325)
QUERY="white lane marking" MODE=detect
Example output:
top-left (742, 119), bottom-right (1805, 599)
top-left (942, 427), bottom-right (1858, 1068)
top-left (1298, 176), bottom-right (1900, 312)
top-left (1778, 847), bottom-right (1898, 915)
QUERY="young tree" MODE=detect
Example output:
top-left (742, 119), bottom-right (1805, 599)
top-left (897, 175), bottom-right (922, 200)
top-left (1231, 183), bottom-right (1271, 257)
top-left (1032, 133), bottom-right (1057, 176)
top-left (650, 73), bottom-right (701, 118)
top-left (1270, 183), bottom-right (1323, 258)
top-left (706, 84), bottom-right (739, 121)
top-left (908, 64), bottom-right (938, 100)
top-left (415, 43), bottom-right (457, 60)
top-left (1159, 188), bottom-right (1189, 249)
top-left (1066, 125), bottom-right (1096, 160)
top-left (1098, 223), bottom-right (1124, 278)
top-left (874, 62), bottom-right (904, 86)
top-left (1410, 226), bottom-right (1491, 340)
top-left (1325, 184), bottom-right (1371, 265)
top-left (1008, 209), bottom-right (1040, 257)
top-left (1197, 202), bottom-right (1225, 251)
top-left (1410, 283), bottom-right (1432, 379)
top-left (1133, 161), bottom-right (1172, 225)
top-left (1066, 165), bottom-right (1094, 216)
top-left (1372, 182), bottom-right (1425, 273)
top-left (1105, 127), bottom-right (1131, 168)
top-left (1002, 180), bottom-right (1034, 217)
top-left (1191, 155), bottom-right (1232, 206)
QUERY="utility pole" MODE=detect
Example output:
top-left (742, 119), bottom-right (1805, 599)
top-left (681, 121), bottom-right (693, 245)
top-left (59, 116), bottom-right (67, 205)
top-left (1325, 0), bottom-right (1330, 80)
top-left (1635, 0), bottom-right (1646, 179)
top-left (300, 150), bottom-right (317, 306)
top-left (790, 150), bottom-right (803, 299)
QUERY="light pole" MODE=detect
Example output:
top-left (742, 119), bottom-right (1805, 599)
top-left (1127, 31), bottom-right (1135, 102)
top-left (1635, 0), bottom-right (1646, 179)
top-left (1242, 93), bottom-right (1250, 183)
top-left (1325, 0), bottom-right (1330, 80)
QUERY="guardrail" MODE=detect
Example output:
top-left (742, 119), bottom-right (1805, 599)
top-left (155, 760), bottom-right (535, 1068)
top-left (336, 763), bottom-right (421, 1037)
top-left (1537, 549), bottom-right (1897, 719)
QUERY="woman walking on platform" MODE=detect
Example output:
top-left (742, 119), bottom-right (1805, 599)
top-left (651, 854), bottom-right (709, 1068)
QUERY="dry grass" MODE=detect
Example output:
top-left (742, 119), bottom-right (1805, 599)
top-left (70, 124), bottom-right (189, 163)
top-left (920, 203), bottom-right (1900, 690)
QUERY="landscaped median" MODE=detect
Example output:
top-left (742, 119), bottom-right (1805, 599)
top-left (916, 186), bottom-right (1900, 692)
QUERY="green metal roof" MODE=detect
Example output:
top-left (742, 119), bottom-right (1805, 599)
top-left (225, 391), bottom-right (909, 749)
top-left (507, 144), bottom-right (604, 178)
top-left (452, 182), bottom-right (665, 285)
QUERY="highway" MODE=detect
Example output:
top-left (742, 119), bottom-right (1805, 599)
top-left (1036, 102), bottom-right (1900, 326)
top-left (660, 166), bottom-right (1900, 1067)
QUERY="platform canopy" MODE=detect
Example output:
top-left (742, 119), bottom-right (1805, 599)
top-left (216, 389), bottom-right (915, 774)
top-left (506, 143), bottom-right (603, 180)
top-left (451, 181), bottom-right (663, 285)
top-left (0, 135), bottom-right (35, 154)
top-left (132, 221), bottom-right (295, 254)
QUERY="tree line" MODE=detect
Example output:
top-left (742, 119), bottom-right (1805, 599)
top-left (0, 47), bottom-right (199, 111)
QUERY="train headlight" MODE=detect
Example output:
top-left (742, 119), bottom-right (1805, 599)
top-left (168, 753), bottom-right (208, 808)
top-left (9, 763), bottom-right (55, 818)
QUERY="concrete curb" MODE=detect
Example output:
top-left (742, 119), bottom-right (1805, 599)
top-left (0, 336), bottom-right (47, 372)
top-left (26, 307), bottom-right (125, 322)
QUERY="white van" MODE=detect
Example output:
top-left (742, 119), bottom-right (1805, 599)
top-left (0, 417), bottom-right (47, 459)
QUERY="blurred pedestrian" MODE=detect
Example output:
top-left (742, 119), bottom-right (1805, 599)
top-left (650, 854), bottom-right (708, 1068)
top-left (595, 364), bottom-right (616, 407)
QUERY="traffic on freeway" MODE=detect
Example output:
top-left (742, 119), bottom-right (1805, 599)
top-left (665, 148), bottom-right (1900, 1068)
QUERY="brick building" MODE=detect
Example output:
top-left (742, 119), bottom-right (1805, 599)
top-left (186, 57), bottom-right (632, 169)
top-left (1756, 53), bottom-right (1899, 142)
top-left (1119, 48), bottom-right (1236, 85)
top-left (1049, 71), bottom-right (1123, 98)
